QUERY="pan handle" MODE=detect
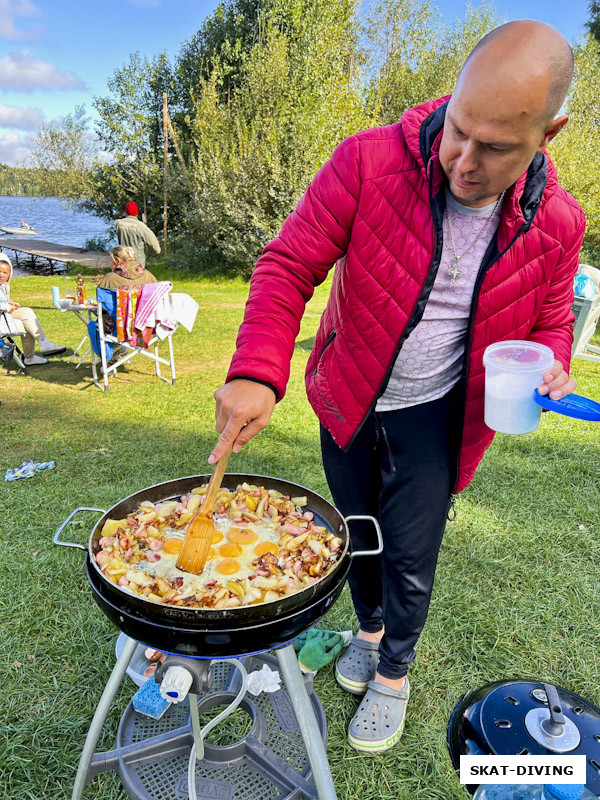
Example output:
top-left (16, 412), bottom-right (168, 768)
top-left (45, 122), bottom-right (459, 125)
top-left (53, 507), bottom-right (106, 551)
top-left (345, 515), bottom-right (383, 559)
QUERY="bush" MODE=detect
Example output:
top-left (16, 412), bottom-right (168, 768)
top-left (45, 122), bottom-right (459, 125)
top-left (83, 232), bottom-right (115, 252)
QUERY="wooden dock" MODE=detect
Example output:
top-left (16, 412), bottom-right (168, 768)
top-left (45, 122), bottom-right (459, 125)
top-left (0, 238), bottom-right (111, 275)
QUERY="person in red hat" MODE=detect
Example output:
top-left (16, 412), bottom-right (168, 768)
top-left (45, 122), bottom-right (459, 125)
top-left (115, 201), bottom-right (161, 268)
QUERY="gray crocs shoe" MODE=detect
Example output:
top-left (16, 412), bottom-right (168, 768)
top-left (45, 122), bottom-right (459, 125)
top-left (335, 635), bottom-right (380, 695)
top-left (347, 677), bottom-right (410, 753)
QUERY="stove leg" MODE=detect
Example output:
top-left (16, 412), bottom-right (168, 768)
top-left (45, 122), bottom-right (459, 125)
top-left (71, 635), bottom-right (138, 800)
top-left (275, 644), bottom-right (337, 800)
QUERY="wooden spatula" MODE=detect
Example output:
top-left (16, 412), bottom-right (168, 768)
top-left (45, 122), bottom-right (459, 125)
top-left (176, 450), bottom-right (231, 575)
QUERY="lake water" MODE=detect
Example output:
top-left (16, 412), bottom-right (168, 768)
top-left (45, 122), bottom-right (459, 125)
top-left (0, 196), bottom-right (114, 276)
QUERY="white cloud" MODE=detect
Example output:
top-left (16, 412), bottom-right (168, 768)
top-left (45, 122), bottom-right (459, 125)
top-left (0, 103), bottom-right (43, 129)
top-left (0, 0), bottom-right (43, 42)
top-left (0, 52), bottom-right (86, 91)
top-left (0, 130), bottom-right (32, 165)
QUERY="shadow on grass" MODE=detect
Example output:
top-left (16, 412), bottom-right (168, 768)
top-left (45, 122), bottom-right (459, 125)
top-left (295, 336), bottom-right (315, 352)
top-left (2, 357), bottom-right (98, 388)
top-left (3, 349), bottom-right (172, 390)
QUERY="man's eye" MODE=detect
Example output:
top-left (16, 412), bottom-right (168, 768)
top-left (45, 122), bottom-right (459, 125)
top-left (488, 145), bottom-right (506, 153)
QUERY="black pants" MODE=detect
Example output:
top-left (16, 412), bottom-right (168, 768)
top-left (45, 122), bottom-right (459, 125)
top-left (320, 384), bottom-right (461, 679)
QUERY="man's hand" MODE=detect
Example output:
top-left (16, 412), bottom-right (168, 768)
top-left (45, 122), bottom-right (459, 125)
top-left (209, 379), bottom-right (276, 463)
top-left (537, 359), bottom-right (576, 400)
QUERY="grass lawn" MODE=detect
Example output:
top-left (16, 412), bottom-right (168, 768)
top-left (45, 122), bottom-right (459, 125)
top-left (1, 271), bottom-right (600, 800)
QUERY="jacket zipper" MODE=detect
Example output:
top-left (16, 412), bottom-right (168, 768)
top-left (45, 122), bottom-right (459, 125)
top-left (447, 495), bottom-right (457, 521)
top-left (450, 220), bottom-right (530, 497)
top-left (344, 160), bottom-right (445, 451)
top-left (312, 329), bottom-right (337, 374)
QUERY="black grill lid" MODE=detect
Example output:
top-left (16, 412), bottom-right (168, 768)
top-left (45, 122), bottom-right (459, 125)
top-left (447, 680), bottom-right (600, 795)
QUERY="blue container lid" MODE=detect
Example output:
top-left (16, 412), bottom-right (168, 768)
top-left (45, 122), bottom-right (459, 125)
top-left (534, 389), bottom-right (600, 421)
top-left (544, 785), bottom-right (584, 800)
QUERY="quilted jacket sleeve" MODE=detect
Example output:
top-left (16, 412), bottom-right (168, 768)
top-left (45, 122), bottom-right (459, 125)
top-left (226, 135), bottom-right (362, 400)
top-left (527, 207), bottom-right (586, 372)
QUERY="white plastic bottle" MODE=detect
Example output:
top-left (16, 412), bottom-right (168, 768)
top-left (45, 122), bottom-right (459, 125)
top-left (474, 785), bottom-right (596, 800)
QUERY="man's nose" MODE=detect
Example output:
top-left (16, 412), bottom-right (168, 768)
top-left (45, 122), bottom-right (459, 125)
top-left (455, 142), bottom-right (478, 174)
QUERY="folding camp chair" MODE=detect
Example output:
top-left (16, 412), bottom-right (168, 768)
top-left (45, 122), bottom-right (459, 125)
top-left (0, 309), bottom-right (28, 374)
top-left (90, 287), bottom-right (177, 392)
top-left (571, 265), bottom-right (600, 364)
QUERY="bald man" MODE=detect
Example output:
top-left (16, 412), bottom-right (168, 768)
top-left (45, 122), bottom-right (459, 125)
top-left (211, 21), bottom-right (585, 752)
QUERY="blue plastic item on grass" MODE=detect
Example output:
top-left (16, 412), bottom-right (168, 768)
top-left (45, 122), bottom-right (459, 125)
top-left (474, 785), bottom-right (595, 799)
top-left (474, 787), bottom-right (539, 799)
top-left (5, 459), bottom-right (56, 481)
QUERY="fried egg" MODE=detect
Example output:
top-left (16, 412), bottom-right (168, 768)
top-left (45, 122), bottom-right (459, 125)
top-left (136, 515), bottom-right (280, 588)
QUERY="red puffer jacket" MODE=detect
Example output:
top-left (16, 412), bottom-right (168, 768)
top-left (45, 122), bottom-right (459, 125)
top-left (227, 97), bottom-right (586, 492)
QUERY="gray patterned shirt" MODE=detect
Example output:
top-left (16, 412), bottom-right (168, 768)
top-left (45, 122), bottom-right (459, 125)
top-left (376, 192), bottom-right (503, 411)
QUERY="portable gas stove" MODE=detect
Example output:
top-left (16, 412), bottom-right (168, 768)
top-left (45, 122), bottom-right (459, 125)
top-left (55, 482), bottom-right (383, 800)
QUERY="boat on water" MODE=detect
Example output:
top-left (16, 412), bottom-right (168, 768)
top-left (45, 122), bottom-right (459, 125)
top-left (0, 225), bottom-right (39, 236)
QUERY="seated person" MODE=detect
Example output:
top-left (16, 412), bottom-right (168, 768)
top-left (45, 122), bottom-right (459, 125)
top-left (0, 252), bottom-right (65, 366)
top-left (98, 246), bottom-right (157, 289)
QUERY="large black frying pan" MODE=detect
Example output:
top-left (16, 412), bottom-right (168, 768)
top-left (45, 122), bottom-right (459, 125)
top-left (54, 474), bottom-right (382, 658)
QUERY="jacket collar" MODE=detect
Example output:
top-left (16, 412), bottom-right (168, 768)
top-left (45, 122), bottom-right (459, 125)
top-left (410, 97), bottom-right (548, 235)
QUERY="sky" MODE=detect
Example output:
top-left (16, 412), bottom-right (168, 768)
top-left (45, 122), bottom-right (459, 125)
top-left (0, 0), bottom-right (593, 166)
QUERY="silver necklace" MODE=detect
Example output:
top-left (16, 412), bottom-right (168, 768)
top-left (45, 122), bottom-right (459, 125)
top-left (445, 190), bottom-right (505, 285)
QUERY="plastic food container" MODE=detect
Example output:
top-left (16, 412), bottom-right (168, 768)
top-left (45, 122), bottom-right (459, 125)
top-left (115, 633), bottom-right (158, 687)
top-left (483, 341), bottom-right (554, 434)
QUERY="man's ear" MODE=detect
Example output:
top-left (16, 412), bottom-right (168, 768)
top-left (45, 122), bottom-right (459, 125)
top-left (537, 114), bottom-right (568, 151)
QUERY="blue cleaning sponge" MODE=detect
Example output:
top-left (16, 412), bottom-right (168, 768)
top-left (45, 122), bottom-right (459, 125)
top-left (132, 677), bottom-right (172, 720)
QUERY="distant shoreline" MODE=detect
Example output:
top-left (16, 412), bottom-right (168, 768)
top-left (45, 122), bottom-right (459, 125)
top-left (0, 193), bottom-right (70, 199)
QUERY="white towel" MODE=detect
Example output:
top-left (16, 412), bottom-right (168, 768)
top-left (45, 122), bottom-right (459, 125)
top-left (168, 293), bottom-right (198, 333)
top-left (140, 296), bottom-right (175, 337)
top-left (152, 297), bottom-right (178, 339)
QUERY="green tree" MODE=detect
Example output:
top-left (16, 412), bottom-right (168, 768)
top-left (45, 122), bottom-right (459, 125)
top-left (588, 1), bottom-right (600, 42)
top-left (27, 105), bottom-right (97, 199)
top-left (364, 0), bottom-right (500, 123)
top-left (549, 35), bottom-right (600, 260)
top-left (180, 0), bottom-right (371, 274)
top-left (87, 51), bottom-right (173, 229)
top-left (0, 164), bottom-right (50, 196)
top-left (175, 0), bottom-right (261, 109)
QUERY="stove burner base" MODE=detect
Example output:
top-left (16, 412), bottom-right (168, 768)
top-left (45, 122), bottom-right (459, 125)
top-left (71, 637), bottom-right (336, 800)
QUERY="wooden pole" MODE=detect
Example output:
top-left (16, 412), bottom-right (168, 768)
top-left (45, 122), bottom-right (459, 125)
top-left (163, 91), bottom-right (168, 256)
top-left (165, 115), bottom-right (190, 183)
